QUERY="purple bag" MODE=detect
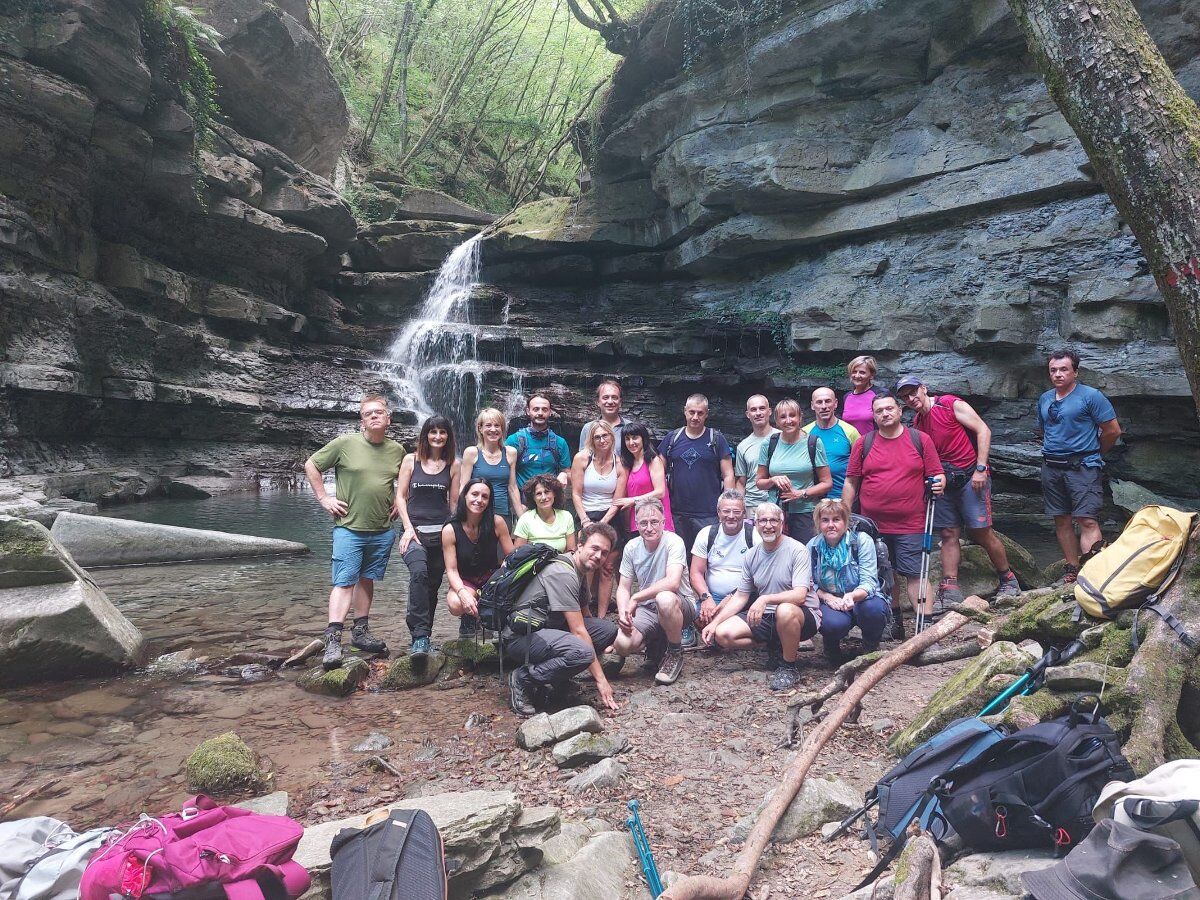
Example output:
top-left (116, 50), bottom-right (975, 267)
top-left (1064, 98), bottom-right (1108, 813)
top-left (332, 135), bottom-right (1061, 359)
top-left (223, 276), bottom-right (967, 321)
top-left (80, 795), bottom-right (310, 900)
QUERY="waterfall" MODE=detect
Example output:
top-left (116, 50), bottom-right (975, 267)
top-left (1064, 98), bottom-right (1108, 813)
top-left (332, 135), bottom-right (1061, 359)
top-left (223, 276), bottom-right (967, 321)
top-left (382, 233), bottom-right (524, 438)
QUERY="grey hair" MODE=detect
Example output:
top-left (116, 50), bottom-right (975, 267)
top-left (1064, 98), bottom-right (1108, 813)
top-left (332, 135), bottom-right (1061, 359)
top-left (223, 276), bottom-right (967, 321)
top-left (718, 488), bottom-right (746, 506)
top-left (755, 501), bottom-right (783, 520)
top-left (684, 393), bottom-right (709, 409)
top-left (634, 496), bottom-right (664, 518)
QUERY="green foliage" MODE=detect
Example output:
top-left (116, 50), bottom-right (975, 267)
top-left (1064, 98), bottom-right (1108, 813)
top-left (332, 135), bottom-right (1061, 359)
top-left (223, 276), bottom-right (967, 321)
top-left (318, 0), bottom-right (616, 212)
top-left (0, 0), bottom-right (54, 46)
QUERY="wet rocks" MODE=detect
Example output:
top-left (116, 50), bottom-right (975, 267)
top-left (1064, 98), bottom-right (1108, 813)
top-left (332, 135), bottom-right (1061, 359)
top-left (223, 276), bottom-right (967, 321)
top-left (50, 512), bottom-right (309, 567)
top-left (296, 657), bottom-right (369, 697)
top-left (381, 650), bottom-right (446, 690)
top-left (351, 731), bottom-right (393, 753)
top-left (442, 638), bottom-right (500, 671)
top-left (185, 732), bottom-right (267, 796)
top-left (566, 758), bottom-right (626, 794)
top-left (550, 733), bottom-right (629, 769)
top-left (729, 776), bottom-right (860, 844)
top-left (0, 516), bottom-right (145, 687)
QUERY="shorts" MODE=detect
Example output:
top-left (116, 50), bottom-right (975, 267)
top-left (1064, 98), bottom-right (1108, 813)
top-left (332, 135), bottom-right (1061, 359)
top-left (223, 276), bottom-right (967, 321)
top-left (933, 472), bottom-right (993, 530)
top-left (331, 526), bottom-right (394, 587)
top-left (631, 593), bottom-right (698, 643)
top-left (461, 572), bottom-right (494, 593)
top-left (585, 508), bottom-right (627, 549)
top-left (880, 532), bottom-right (926, 578)
top-left (737, 605), bottom-right (818, 643)
top-left (1041, 463), bottom-right (1104, 518)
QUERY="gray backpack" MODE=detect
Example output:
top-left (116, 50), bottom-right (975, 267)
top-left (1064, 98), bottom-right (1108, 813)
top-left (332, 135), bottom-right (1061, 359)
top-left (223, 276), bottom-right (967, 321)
top-left (0, 817), bottom-right (113, 900)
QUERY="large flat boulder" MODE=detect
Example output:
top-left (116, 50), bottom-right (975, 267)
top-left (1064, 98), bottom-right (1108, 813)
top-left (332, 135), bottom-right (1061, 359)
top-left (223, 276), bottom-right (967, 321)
top-left (0, 516), bottom-right (144, 686)
top-left (360, 183), bottom-right (497, 225)
top-left (50, 511), bottom-right (309, 567)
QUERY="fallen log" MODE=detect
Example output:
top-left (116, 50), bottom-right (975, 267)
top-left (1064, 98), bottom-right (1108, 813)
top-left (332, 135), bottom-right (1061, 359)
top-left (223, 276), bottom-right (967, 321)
top-left (660, 596), bottom-right (989, 900)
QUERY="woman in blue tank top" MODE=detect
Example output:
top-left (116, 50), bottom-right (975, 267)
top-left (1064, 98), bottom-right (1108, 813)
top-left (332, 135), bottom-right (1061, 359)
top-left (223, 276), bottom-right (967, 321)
top-left (461, 408), bottom-right (523, 526)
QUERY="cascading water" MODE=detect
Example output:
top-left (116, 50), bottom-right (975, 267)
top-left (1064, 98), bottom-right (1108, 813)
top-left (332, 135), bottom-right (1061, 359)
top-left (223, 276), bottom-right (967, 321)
top-left (382, 233), bottom-right (523, 437)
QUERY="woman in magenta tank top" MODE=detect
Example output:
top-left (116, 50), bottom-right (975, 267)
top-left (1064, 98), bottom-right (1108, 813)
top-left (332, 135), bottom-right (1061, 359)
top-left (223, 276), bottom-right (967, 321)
top-left (841, 354), bottom-right (879, 436)
top-left (613, 421), bottom-right (674, 533)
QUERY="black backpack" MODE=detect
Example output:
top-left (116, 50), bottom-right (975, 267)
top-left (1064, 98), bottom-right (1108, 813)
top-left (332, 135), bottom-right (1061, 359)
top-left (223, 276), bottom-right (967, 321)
top-left (934, 700), bottom-right (1135, 854)
top-left (706, 521), bottom-right (756, 554)
top-left (837, 513), bottom-right (895, 597)
top-left (662, 426), bottom-right (727, 486)
top-left (331, 808), bottom-right (447, 900)
top-left (860, 425), bottom-right (925, 460)
top-left (477, 542), bottom-right (562, 633)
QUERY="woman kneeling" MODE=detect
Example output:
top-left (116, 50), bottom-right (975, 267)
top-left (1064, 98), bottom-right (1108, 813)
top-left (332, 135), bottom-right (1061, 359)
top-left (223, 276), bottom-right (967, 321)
top-left (443, 478), bottom-right (514, 628)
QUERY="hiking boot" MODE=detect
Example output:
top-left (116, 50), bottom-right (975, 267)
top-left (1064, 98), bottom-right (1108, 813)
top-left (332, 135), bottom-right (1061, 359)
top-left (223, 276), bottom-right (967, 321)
top-left (936, 579), bottom-right (965, 608)
top-left (654, 647), bottom-right (684, 685)
top-left (351, 623), bottom-right (388, 656)
top-left (508, 667), bottom-right (539, 717)
top-left (641, 639), bottom-right (665, 673)
top-left (409, 636), bottom-right (431, 659)
top-left (322, 632), bottom-right (344, 670)
top-left (890, 613), bottom-right (906, 642)
top-left (768, 664), bottom-right (800, 692)
top-left (1054, 563), bottom-right (1081, 587)
top-left (681, 626), bottom-right (699, 650)
top-left (823, 637), bottom-right (843, 666)
top-left (995, 571), bottom-right (1021, 600)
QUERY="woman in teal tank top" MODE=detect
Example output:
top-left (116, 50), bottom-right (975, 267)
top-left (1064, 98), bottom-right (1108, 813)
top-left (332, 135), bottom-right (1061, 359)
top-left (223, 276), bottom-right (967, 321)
top-left (461, 408), bottom-right (523, 525)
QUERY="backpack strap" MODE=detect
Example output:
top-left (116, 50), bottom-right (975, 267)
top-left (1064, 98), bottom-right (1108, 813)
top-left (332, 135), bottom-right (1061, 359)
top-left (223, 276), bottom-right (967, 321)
top-left (907, 426), bottom-right (924, 457)
top-left (743, 521), bottom-right (755, 549)
top-left (766, 433), bottom-right (780, 467)
top-left (851, 792), bottom-right (939, 891)
top-left (862, 430), bottom-right (877, 460)
top-left (664, 427), bottom-right (684, 483)
top-left (1133, 600), bottom-right (1198, 651)
top-left (807, 431), bottom-right (820, 471)
top-left (225, 861), bottom-right (310, 900)
top-left (517, 431), bottom-right (528, 460)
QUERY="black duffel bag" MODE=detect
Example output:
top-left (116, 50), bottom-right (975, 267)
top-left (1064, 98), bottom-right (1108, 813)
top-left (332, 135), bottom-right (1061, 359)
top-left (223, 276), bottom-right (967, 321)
top-left (932, 699), bottom-right (1135, 855)
top-left (331, 808), bottom-right (448, 900)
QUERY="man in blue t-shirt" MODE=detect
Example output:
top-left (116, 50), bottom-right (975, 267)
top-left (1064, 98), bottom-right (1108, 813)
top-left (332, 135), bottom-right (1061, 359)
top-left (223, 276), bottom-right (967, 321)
top-left (506, 392), bottom-right (572, 490)
top-left (658, 393), bottom-right (735, 554)
top-left (805, 387), bottom-right (861, 500)
top-left (1037, 350), bottom-right (1122, 585)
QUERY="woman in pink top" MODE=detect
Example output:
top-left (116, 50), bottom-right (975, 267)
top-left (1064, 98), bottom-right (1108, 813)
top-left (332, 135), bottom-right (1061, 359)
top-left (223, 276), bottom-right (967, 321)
top-left (841, 354), bottom-right (879, 436)
top-left (613, 421), bottom-right (674, 533)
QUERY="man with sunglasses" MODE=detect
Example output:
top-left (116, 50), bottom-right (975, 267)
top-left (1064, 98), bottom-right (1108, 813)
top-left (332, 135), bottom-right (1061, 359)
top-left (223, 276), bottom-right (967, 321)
top-left (1038, 350), bottom-right (1122, 584)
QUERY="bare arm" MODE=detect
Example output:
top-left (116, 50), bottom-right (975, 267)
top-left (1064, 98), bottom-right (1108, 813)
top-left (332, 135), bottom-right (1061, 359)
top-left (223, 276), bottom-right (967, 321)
top-left (616, 573), bottom-right (635, 634)
top-left (720, 455), bottom-right (735, 490)
top-left (304, 458), bottom-right (347, 518)
top-left (1099, 418), bottom-right (1122, 454)
top-left (442, 523), bottom-right (465, 592)
top-left (603, 465), bottom-right (628, 525)
top-left (807, 465), bottom-right (833, 501)
top-left (953, 399), bottom-right (993, 467)
top-left (630, 562), bottom-right (684, 604)
top-left (394, 456), bottom-right (418, 552)
top-left (571, 451), bottom-right (590, 521)
top-left (506, 447), bottom-right (525, 517)
top-left (689, 552), bottom-right (710, 601)
top-left (495, 515), bottom-right (514, 557)
top-left (448, 459), bottom-right (462, 509)
top-left (841, 475), bottom-right (860, 511)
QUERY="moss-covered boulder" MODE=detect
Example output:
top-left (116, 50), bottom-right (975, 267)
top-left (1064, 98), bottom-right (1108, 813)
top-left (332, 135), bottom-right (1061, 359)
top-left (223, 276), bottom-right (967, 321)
top-left (891, 641), bottom-right (1037, 756)
top-left (186, 732), bottom-right (266, 795)
top-left (930, 532), bottom-right (1046, 598)
top-left (0, 515), bottom-right (81, 589)
top-left (381, 650), bottom-right (446, 690)
top-left (442, 638), bottom-right (500, 671)
top-left (993, 589), bottom-right (1080, 643)
top-left (296, 656), bottom-right (369, 697)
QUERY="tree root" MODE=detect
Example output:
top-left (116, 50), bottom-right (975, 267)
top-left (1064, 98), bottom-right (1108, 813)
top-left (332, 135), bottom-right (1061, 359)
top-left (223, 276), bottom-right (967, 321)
top-left (660, 597), bottom-right (989, 900)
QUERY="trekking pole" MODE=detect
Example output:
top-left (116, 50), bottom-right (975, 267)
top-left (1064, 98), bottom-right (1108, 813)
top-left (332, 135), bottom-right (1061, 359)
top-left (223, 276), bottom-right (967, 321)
top-left (915, 479), bottom-right (937, 634)
top-left (626, 800), bottom-right (664, 898)
top-left (978, 638), bottom-right (1086, 717)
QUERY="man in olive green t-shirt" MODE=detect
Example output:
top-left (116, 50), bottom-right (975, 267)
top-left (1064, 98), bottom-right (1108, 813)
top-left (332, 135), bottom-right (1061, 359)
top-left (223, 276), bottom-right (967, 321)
top-left (304, 394), bottom-right (406, 669)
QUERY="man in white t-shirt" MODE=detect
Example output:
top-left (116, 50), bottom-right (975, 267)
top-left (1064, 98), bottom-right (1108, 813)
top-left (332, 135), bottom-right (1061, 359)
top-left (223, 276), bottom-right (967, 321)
top-left (690, 489), bottom-right (761, 628)
top-left (613, 497), bottom-right (698, 686)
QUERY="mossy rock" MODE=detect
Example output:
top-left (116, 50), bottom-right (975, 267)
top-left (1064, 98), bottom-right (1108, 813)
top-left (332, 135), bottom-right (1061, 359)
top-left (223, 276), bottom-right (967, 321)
top-left (890, 641), bottom-right (1037, 757)
top-left (1042, 559), bottom-right (1069, 586)
top-left (993, 589), bottom-right (1081, 643)
top-left (0, 516), bottom-right (78, 589)
top-left (442, 638), bottom-right (500, 671)
top-left (186, 732), bottom-right (266, 796)
top-left (296, 656), bottom-right (369, 697)
top-left (381, 650), bottom-right (446, 690)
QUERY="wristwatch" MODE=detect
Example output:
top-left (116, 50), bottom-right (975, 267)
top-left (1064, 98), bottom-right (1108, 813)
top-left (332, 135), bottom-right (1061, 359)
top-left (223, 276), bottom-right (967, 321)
top-left (701, 592), bottom-right (713, 602)
top-left (975, 464), bottom-right (987, 473)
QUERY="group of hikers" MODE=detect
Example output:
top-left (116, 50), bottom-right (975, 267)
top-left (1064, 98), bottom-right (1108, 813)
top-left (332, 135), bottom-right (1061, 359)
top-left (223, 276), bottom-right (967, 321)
top-left (303, 349), bottom-right (1121, 716)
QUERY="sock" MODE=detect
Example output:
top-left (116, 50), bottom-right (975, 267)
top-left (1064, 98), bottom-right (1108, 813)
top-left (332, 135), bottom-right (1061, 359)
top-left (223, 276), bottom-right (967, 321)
top-left (781, 659), bottom-right (797, 668)
top-left (667, 642), bottom-right (682, 651)
top-left (942, 575), bottom-right (958, 583)
top-left (997, 569), bottom-right (1015, 580)
top-left (325, 622), bottom-right (343, 638)
top-left (353, 616), bottom-right (369, 630)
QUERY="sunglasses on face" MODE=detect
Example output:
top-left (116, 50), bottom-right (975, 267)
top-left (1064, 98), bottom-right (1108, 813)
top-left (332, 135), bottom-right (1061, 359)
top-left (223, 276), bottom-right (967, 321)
top-left (1047, 399), bottom-right (1064, 425)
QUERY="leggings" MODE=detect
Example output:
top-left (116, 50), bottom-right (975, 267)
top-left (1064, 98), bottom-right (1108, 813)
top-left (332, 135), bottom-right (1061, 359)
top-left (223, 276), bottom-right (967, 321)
top-left (403, 531), bottom-right (446, 641)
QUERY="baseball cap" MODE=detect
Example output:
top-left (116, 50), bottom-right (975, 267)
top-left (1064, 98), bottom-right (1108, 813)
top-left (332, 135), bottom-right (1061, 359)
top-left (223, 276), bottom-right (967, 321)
top-left (894, 376), bottom-right (923, 394)
top-left (1022, 818), bottom-right (1200, 900)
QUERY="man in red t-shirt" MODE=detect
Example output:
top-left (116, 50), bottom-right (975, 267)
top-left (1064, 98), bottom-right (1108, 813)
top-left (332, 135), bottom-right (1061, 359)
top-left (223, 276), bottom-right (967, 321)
top-left (843, 393), bottom-right (945, 637)
top-left (896, 377), bottom-right (1020, 605)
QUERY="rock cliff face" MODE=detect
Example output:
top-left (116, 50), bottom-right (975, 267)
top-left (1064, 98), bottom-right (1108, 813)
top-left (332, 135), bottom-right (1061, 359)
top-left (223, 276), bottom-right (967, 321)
top-left (477, 0), bottom-right (1200, 500)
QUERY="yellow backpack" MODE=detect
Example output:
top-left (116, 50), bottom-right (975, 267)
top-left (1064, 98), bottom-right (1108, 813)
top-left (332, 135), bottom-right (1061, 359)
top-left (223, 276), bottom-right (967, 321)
top-left (1075, 505), bottom-right (1197, 648)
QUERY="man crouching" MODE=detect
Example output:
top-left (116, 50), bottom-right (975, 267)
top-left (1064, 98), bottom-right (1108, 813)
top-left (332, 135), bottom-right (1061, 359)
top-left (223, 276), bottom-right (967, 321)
top-left (701, 502), bottom-right (817, 691)
top-left (506, 523), bottom-right (620, 716)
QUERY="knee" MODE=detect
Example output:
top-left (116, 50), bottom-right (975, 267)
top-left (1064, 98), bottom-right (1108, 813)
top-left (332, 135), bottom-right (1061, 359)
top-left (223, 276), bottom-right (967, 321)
top-left (714, 626), bottom-right (738, 650)
top-left (776, 604), bottom-right (800, 625)
top-left (940, 528), bottom-right (959, 541)
top-left (655, 592), bottom-right (680, 614)
top-left (562, 637), bottom-right (595, 668)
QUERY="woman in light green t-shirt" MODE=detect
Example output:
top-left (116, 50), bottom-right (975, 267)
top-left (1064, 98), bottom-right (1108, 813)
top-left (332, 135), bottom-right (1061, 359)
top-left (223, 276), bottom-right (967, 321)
top-left (512, 474), bottom-right (577, 552)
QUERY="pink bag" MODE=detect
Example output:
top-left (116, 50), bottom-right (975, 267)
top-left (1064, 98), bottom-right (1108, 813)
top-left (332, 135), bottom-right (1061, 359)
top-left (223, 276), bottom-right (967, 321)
top-left (80, 795), bottom-right (310, 900)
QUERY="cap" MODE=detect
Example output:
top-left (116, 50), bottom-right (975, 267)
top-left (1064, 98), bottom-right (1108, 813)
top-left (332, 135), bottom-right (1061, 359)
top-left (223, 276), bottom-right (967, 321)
top-left (1022, 818), bottom-right (1200, 900)
top-left (894, 376), bottom-right (923, 394)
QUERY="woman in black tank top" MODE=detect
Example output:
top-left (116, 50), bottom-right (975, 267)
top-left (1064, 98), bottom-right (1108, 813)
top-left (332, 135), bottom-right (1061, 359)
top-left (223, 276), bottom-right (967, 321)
top-left (397, 416), bottom-right (460, 655)
top-left (444, 478), bottom-right (514, 625)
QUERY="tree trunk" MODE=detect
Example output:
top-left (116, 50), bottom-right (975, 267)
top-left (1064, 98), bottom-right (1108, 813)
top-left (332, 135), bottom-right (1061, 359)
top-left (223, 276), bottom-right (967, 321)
top-left (357, 0), bottom-right (415, 157)
top-left (1007, 0), bottom-right (1200, 420)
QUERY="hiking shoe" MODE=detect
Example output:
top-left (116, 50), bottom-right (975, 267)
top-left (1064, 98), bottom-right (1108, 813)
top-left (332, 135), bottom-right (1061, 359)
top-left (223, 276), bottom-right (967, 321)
top-left (654, 647), bottom-right (684, 685)
top-left (995, 571), bottom-right (1021, 600)
top-left (351, 623), bottom-right (388, 656)
top-left (768, 664), bottom-right (800, 692)
top-left (681, 626), bottom-right (699, 650)
top-left (409, 636), bottom-right (431, 659)
top-left (823, 638), bottom-right (843, 666)
top-left (322, 633), bottom-right (344, 670)
top-left (641, 639), bottom-right (665, 673)
top-left (936, 580), bottom-right (964, 608)
top-left (508, 667), bottom-right (539, 717)
top-left (1054, 563), bottom-right (1080, 587)
top-left (889, 613), bottom-right (906, 642)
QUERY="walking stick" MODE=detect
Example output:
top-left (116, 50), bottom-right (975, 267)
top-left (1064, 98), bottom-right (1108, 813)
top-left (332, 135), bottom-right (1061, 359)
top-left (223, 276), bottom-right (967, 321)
top-left (915, 478), bottom-right (938, 635)
top-left (626, 799), bottom-right (665, 898)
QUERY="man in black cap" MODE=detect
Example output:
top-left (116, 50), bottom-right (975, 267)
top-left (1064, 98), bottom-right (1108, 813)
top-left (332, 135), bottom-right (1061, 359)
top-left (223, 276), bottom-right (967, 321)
top-left (1023, 817), bottom-right (1200, 900)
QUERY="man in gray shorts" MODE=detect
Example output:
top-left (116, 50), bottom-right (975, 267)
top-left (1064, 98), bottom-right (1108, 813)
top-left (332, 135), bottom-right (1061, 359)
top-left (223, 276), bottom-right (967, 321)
top-left (700, 502), bottom-right (816, 691)
top-left (506, 523), bottom-right (621, 716)
top-left (613, 497), bottom-right (698, 686)
top-left (1038, 350), bottom-right (1121, 584)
